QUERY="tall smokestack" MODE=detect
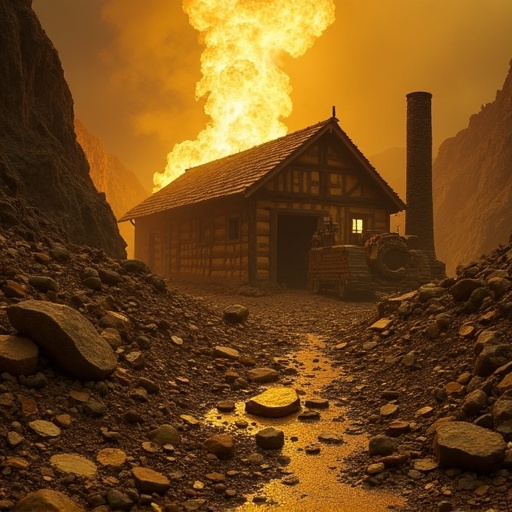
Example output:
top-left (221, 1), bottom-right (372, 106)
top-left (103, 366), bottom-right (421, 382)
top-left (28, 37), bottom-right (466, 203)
top-left (405, 91), bottom-right (436, 258)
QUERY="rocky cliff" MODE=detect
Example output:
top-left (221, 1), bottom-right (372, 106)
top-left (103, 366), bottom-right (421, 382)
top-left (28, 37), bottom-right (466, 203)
top-left (434, 60), bottom-right (512, 275)
top-left (74, 120), bottom-right (148, 256)
top-left (0, 0), bottom-right (126, 258)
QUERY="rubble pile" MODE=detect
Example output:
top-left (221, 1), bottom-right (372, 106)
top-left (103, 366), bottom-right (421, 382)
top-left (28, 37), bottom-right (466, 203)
top-left (0, 227), bottom-right (297, 511)
top-left (326, 236), bottom-right (512, 511)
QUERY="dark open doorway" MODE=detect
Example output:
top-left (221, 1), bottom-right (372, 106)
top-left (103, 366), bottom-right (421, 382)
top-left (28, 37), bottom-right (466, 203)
top-left (276, 214), bottom-right (319, 288)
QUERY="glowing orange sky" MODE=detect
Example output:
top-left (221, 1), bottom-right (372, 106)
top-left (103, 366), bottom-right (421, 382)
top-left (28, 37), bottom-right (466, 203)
top-left (33, 0), bottom-right (512, 191)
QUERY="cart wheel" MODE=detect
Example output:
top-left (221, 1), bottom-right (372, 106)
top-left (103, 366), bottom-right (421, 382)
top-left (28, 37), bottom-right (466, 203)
top-left (338, 280), bottom-right (347, 299)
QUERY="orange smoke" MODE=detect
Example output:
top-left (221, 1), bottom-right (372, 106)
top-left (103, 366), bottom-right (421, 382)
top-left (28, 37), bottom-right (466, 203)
top-left (153, 0), bottom-right (335, 190)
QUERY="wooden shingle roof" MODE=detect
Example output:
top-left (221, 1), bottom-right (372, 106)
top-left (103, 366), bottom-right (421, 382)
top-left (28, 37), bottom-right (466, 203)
top-left (120, 117), bottom-right (404, 221)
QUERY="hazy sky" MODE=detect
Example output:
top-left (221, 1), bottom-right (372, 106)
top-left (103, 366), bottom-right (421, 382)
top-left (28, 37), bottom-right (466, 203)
top-left (32, 0), bottom-right (512, 191)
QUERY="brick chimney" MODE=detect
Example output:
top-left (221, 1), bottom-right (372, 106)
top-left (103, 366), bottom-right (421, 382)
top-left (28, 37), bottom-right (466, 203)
top-left (405, 91), bottom-right (436, 258)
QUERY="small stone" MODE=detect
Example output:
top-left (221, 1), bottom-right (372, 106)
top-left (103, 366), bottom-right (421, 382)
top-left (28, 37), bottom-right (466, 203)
top-left (369, 318), bottom-right (393, 331)
top-left (96, 448), bottom-right (127, 467)
top-left (147, 424), bottom-right (181, 446)
top-left (217, 401), bottom-right (236, 413)
top-left (223, 304), bottom-right (249, 323)
top-left (255, 427), bottom-right (285, 450)
top-left (247, 367), bottom-right (279, 383)
top-left (29, 420), bottom-right (61, 438)
top-left (298, 410), bottom-right (320, 421)
top-left (318, 433), bottom-right (344, 444)
top-left (204, 434), bottom-right (235, 459)
top-left (304, 398), bottom-right (329, 409)
top-left (385, 420), bottom-right (410, 437)
top-left (369, 435), bottom-right (396, 456)
top-left (281, 474), bottom-right (300, 486)
top-left (414, 458), bottom-right (438, 472)
top-left (7, 431), bottom-right (24, 447)
top-left (366, 462), bottom-right (385, 475)
top-left (50, 454), bottom-right (97, 477)
top-left (415, 406), bottom-right (433, 417)
top-left (132, 466), bottom-right (171, 494)
top-left (380, 404), bottom-right (399, 417)
top-left (214, 346), bottom-right (240, 360)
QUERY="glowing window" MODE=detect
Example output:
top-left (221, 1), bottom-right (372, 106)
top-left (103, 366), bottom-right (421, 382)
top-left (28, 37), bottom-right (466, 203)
top-left (352, 218), bottom-right (364, 234)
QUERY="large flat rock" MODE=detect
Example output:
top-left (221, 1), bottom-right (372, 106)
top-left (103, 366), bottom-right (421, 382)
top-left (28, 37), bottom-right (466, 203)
top-left (245, 387), bottom-right (300, 418)
top-left (7, 300), bottom-right (117, 380)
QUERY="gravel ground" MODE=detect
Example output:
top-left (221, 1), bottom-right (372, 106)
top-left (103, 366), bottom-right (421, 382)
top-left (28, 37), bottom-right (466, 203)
top-left (172, 269), bottom-right (512, 512)
top-left (1, 230), bottom-right (511, 512)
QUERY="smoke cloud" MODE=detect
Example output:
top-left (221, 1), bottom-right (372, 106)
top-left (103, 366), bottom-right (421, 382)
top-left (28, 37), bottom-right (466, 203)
top-left (32, 0), bottom-right (512, 191)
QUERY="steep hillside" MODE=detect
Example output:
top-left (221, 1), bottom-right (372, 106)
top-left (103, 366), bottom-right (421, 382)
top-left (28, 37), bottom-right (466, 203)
top-left (74, 120), bottom-right (149, 256)
top-left (0, 0), bottom-right (126, 258)
top-left (434, 60), bottom-right (512, 275)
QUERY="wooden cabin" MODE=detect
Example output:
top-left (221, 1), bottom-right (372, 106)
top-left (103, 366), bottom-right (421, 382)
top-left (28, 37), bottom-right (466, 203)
top-left (119, 117), bottom-right (405, 288)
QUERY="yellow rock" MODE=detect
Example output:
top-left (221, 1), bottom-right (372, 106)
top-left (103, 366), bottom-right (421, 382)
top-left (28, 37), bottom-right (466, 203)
top-left (245, 387), bottom-right (300, 418)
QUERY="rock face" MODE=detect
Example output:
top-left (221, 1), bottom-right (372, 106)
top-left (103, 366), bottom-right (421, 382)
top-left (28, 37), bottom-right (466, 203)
top-left (0, 1), bottom-right (126, 258)
top-left (7, 300), bottom-right (118, 380)
top-left (74, 119), bottom-right (148, 255)
top-left (433, 60), bottom-right (512, 275)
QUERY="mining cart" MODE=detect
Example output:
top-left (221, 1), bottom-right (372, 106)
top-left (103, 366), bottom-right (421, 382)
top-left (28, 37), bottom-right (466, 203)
top-left (307, 222), bottom-right (444, 299)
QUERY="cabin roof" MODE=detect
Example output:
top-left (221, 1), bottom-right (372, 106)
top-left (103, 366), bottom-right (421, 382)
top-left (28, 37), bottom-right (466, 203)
top-left (120, 117), bottom-right (405, 222)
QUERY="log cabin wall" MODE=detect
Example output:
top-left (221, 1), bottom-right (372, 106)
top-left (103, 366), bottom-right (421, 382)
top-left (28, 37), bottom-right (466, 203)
top-left (136, 198), bottom-right (251, 282)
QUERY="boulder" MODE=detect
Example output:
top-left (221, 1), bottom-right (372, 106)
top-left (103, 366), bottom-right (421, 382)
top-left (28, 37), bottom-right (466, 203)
top-left (245, 387), bottom-right (300, 418)
top-left (433, 421), bottom-right (506, 472)
top-left (7, 300), bottom-right (117, 380)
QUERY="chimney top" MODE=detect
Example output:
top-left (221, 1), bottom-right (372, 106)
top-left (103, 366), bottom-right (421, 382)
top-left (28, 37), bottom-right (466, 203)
top-left (406, 91), bottom-right (432, 99)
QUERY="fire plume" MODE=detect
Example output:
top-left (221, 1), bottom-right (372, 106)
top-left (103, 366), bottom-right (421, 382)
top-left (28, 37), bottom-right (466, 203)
top-left (153, 0), bottom-right (335, 190)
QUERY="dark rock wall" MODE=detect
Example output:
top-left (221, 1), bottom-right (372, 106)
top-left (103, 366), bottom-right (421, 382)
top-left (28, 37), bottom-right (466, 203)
top-left (0, 0), bottom-right (126, 258)
top-left (433, 60), bottom-right (512, 275)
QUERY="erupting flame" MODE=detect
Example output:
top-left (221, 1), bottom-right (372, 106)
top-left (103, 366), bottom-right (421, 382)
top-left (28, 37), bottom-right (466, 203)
top-left (153, 0), bottom-right (335, 190)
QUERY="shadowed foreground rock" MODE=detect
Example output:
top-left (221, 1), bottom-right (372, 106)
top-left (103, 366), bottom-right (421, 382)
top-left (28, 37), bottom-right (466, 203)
top-left (6, 300), bottom-right (117, 380)
top-left (433, 421), bottom-right (506, 472)
top-left (13, 489), bottom-right (85, 512)
top-left (0, 334), bottom-right (38, 376)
